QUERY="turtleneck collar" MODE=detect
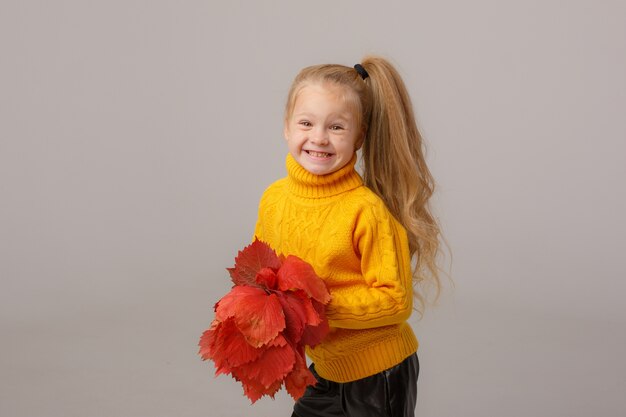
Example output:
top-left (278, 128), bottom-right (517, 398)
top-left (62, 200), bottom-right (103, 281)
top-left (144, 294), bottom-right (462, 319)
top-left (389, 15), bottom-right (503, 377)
top-left (285, 153), bottom-right (363, 198)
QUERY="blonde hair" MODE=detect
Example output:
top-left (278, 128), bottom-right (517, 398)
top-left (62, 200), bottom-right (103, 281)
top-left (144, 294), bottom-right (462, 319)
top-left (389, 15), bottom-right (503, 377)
top-left (285, 56), bottom-right (445, 314)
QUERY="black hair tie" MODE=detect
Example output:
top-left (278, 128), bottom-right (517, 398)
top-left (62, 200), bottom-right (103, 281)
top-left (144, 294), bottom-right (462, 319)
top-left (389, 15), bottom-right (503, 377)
top-left (354, 64), bottom-right (369, 80)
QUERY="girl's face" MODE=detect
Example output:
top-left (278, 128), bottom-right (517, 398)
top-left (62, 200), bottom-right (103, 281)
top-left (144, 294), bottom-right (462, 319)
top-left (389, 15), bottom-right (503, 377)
top-left (284, 83), bottom-right (363, 176)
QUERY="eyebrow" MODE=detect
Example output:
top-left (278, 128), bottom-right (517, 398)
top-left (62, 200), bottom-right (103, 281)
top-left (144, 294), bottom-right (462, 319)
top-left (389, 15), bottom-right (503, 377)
top-left (293, 112), bottom-right (352, 121)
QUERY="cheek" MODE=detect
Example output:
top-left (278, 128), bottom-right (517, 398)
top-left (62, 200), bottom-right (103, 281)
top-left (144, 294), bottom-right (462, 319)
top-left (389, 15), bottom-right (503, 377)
top-left (286, 131), bottom-right (303, 144)
top-left (337, 136), bottom-right (359, 152)
top-left (284, 127), bottom-right (298, 142)
top-left (286, 134), bottom-right (305, 153)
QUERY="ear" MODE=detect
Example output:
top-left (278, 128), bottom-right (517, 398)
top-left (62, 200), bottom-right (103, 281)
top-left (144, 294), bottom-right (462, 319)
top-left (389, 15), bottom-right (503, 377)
top-left (355, 129), bottom-right (366, 151)
top-left (283, 120), bottom-right (290, 141)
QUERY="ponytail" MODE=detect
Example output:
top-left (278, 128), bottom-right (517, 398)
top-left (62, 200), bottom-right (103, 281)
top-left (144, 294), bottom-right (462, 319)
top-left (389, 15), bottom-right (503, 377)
top-left (359, 56), bottom-right (443, 312)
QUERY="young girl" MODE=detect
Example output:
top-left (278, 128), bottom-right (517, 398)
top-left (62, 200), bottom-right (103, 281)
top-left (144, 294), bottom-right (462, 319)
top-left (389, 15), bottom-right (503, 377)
top-left (253, 56), bottom-right (442, 417)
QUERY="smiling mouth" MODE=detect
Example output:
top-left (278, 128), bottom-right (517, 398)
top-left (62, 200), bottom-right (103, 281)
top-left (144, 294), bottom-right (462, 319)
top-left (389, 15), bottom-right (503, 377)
top-left (306, 150), bottom-right (333, 158)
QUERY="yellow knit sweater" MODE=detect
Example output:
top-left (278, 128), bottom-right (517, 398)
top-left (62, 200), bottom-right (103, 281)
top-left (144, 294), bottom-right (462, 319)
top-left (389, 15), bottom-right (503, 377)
top-left (254, 153), bottom-right (418, 383)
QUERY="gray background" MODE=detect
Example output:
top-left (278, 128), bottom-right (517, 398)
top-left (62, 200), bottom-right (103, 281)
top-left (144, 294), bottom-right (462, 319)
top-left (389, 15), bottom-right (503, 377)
top-left (1, 1), bottom-right (625, 416)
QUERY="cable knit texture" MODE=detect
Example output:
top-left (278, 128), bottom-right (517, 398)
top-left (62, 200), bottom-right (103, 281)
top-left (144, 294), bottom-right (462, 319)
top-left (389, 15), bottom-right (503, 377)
top-left (254, 153), bottom-right (418, 383)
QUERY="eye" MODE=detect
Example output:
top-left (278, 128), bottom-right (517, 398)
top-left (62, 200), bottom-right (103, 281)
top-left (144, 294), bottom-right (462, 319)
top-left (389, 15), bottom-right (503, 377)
top-left (298, 120), bottom-right (312, 127)
top-left (330, 125), bottom-right (344, 131)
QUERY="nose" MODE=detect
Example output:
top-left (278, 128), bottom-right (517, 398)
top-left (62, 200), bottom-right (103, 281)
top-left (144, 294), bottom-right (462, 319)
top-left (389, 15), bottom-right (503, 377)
top-left (309, 126), bottom-right (329, 145)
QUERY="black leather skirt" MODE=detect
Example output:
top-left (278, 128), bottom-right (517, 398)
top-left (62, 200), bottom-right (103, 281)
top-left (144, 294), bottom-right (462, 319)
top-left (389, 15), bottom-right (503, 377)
top-left (292, 353), bottom-right (419, 417)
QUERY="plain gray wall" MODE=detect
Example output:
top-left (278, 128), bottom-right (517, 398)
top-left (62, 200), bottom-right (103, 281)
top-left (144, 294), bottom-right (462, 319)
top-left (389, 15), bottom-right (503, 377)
top-left (1, 1), bottom-right (625, 416)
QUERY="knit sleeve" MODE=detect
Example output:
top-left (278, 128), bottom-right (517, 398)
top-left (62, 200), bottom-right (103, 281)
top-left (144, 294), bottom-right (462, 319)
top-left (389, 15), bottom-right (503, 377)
top-left (252, 179), bottom-right (284, 244)
top-left (326, 203), bottom-right (414, 329)
top-left (253, 187), bottom-right (270, 243)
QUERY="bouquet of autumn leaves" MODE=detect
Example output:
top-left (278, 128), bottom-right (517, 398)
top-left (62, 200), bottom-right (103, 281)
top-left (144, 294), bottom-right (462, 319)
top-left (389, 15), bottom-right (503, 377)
top-left (198, 239), bottom-right (331, 403)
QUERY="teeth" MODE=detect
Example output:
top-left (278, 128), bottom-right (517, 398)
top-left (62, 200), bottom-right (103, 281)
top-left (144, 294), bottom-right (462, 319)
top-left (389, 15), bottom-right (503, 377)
top-left (308, 151), bottom-right (331, 157)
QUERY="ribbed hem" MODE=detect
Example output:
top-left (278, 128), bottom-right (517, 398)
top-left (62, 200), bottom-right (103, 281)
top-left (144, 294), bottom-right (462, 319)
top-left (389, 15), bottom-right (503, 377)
top-left (285, 153), bottom-right (363, 198)
top-left (311, 325), bottom-right (418, 383)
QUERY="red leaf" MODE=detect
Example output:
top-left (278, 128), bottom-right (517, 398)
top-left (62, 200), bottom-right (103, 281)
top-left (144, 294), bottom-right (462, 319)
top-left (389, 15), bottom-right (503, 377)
top-left (284, 350), bottom-right (317, 401)
top-left (255, 267), bottom-right (278, 289)
top-left (214, 285), bottom-right (264, 320)
top-left (227, 239), bottom-right (282, 286)
top-left (198, 319), bottom-right (261, 370)
top-left (276, 292), bottom-right (308, 344)
top-left (231, 343), bottom-right (295, 390)
top-left (300, 300), bottom-right (330, 347)
top-left (235, 292), bottom-right (285, 347)
top-left (292, 290), bottom-right (323, 327)
top-left (266, 333), bottom-right (289, 347)
top-left (241, 378), bottom-right (283, 403)
top-left (198, 324), bottom-right (216, 361)
top-left (234, 336), bottom-right (290, 403)
top-left (277, 255), bottom-right (331, 304)
top-left (214, 286), bottom-right (286, 347)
